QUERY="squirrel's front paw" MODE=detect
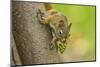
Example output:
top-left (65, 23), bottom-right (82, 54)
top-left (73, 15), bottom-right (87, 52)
top-left (49, 42), bottom-right (55, 50)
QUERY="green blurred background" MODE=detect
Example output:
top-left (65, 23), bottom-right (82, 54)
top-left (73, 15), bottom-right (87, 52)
top-left (52, 4), bottom-right (96, 62)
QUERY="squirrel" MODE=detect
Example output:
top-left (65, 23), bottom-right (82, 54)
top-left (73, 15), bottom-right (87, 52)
top-left (37, 3), bottom-right (72, 50)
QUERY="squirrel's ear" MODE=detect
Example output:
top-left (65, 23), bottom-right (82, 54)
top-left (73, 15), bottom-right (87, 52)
top-left (68, 23), bottom-right (72, 31)
top-left (59, 20), bottom-right (64, 27)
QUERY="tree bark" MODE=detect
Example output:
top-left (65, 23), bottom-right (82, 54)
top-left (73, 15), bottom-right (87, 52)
top-left (11, 34), bottom-right (22, 65)
top-left (12, 1), bottom-right (62, 65)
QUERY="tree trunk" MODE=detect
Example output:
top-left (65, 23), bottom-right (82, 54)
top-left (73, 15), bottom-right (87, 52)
top-left (12, 1), bottom-right (62, 65)
top-left (11, 34), bottom-right (22, 65)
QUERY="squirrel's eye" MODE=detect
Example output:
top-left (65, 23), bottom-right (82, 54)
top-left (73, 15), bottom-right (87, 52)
top-left (59, 30), bottom-right (63, 34)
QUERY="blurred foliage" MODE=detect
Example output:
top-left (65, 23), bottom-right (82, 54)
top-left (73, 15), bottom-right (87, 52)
top-left (57, 40), bottom-right (66, 54)
top-left (52, 4), bottom-right (96, 61)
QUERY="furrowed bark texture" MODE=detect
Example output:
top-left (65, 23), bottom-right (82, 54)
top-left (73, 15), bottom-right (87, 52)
top-left (12, 1), bottom-right (62, 65)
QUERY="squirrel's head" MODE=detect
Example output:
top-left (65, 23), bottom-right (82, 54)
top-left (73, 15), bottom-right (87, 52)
top-left (55, 16), bottom-right (72, 41)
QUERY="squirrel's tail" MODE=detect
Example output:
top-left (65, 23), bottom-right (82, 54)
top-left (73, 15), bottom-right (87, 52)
top-left (44, 3), bottom-right (53, 11)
